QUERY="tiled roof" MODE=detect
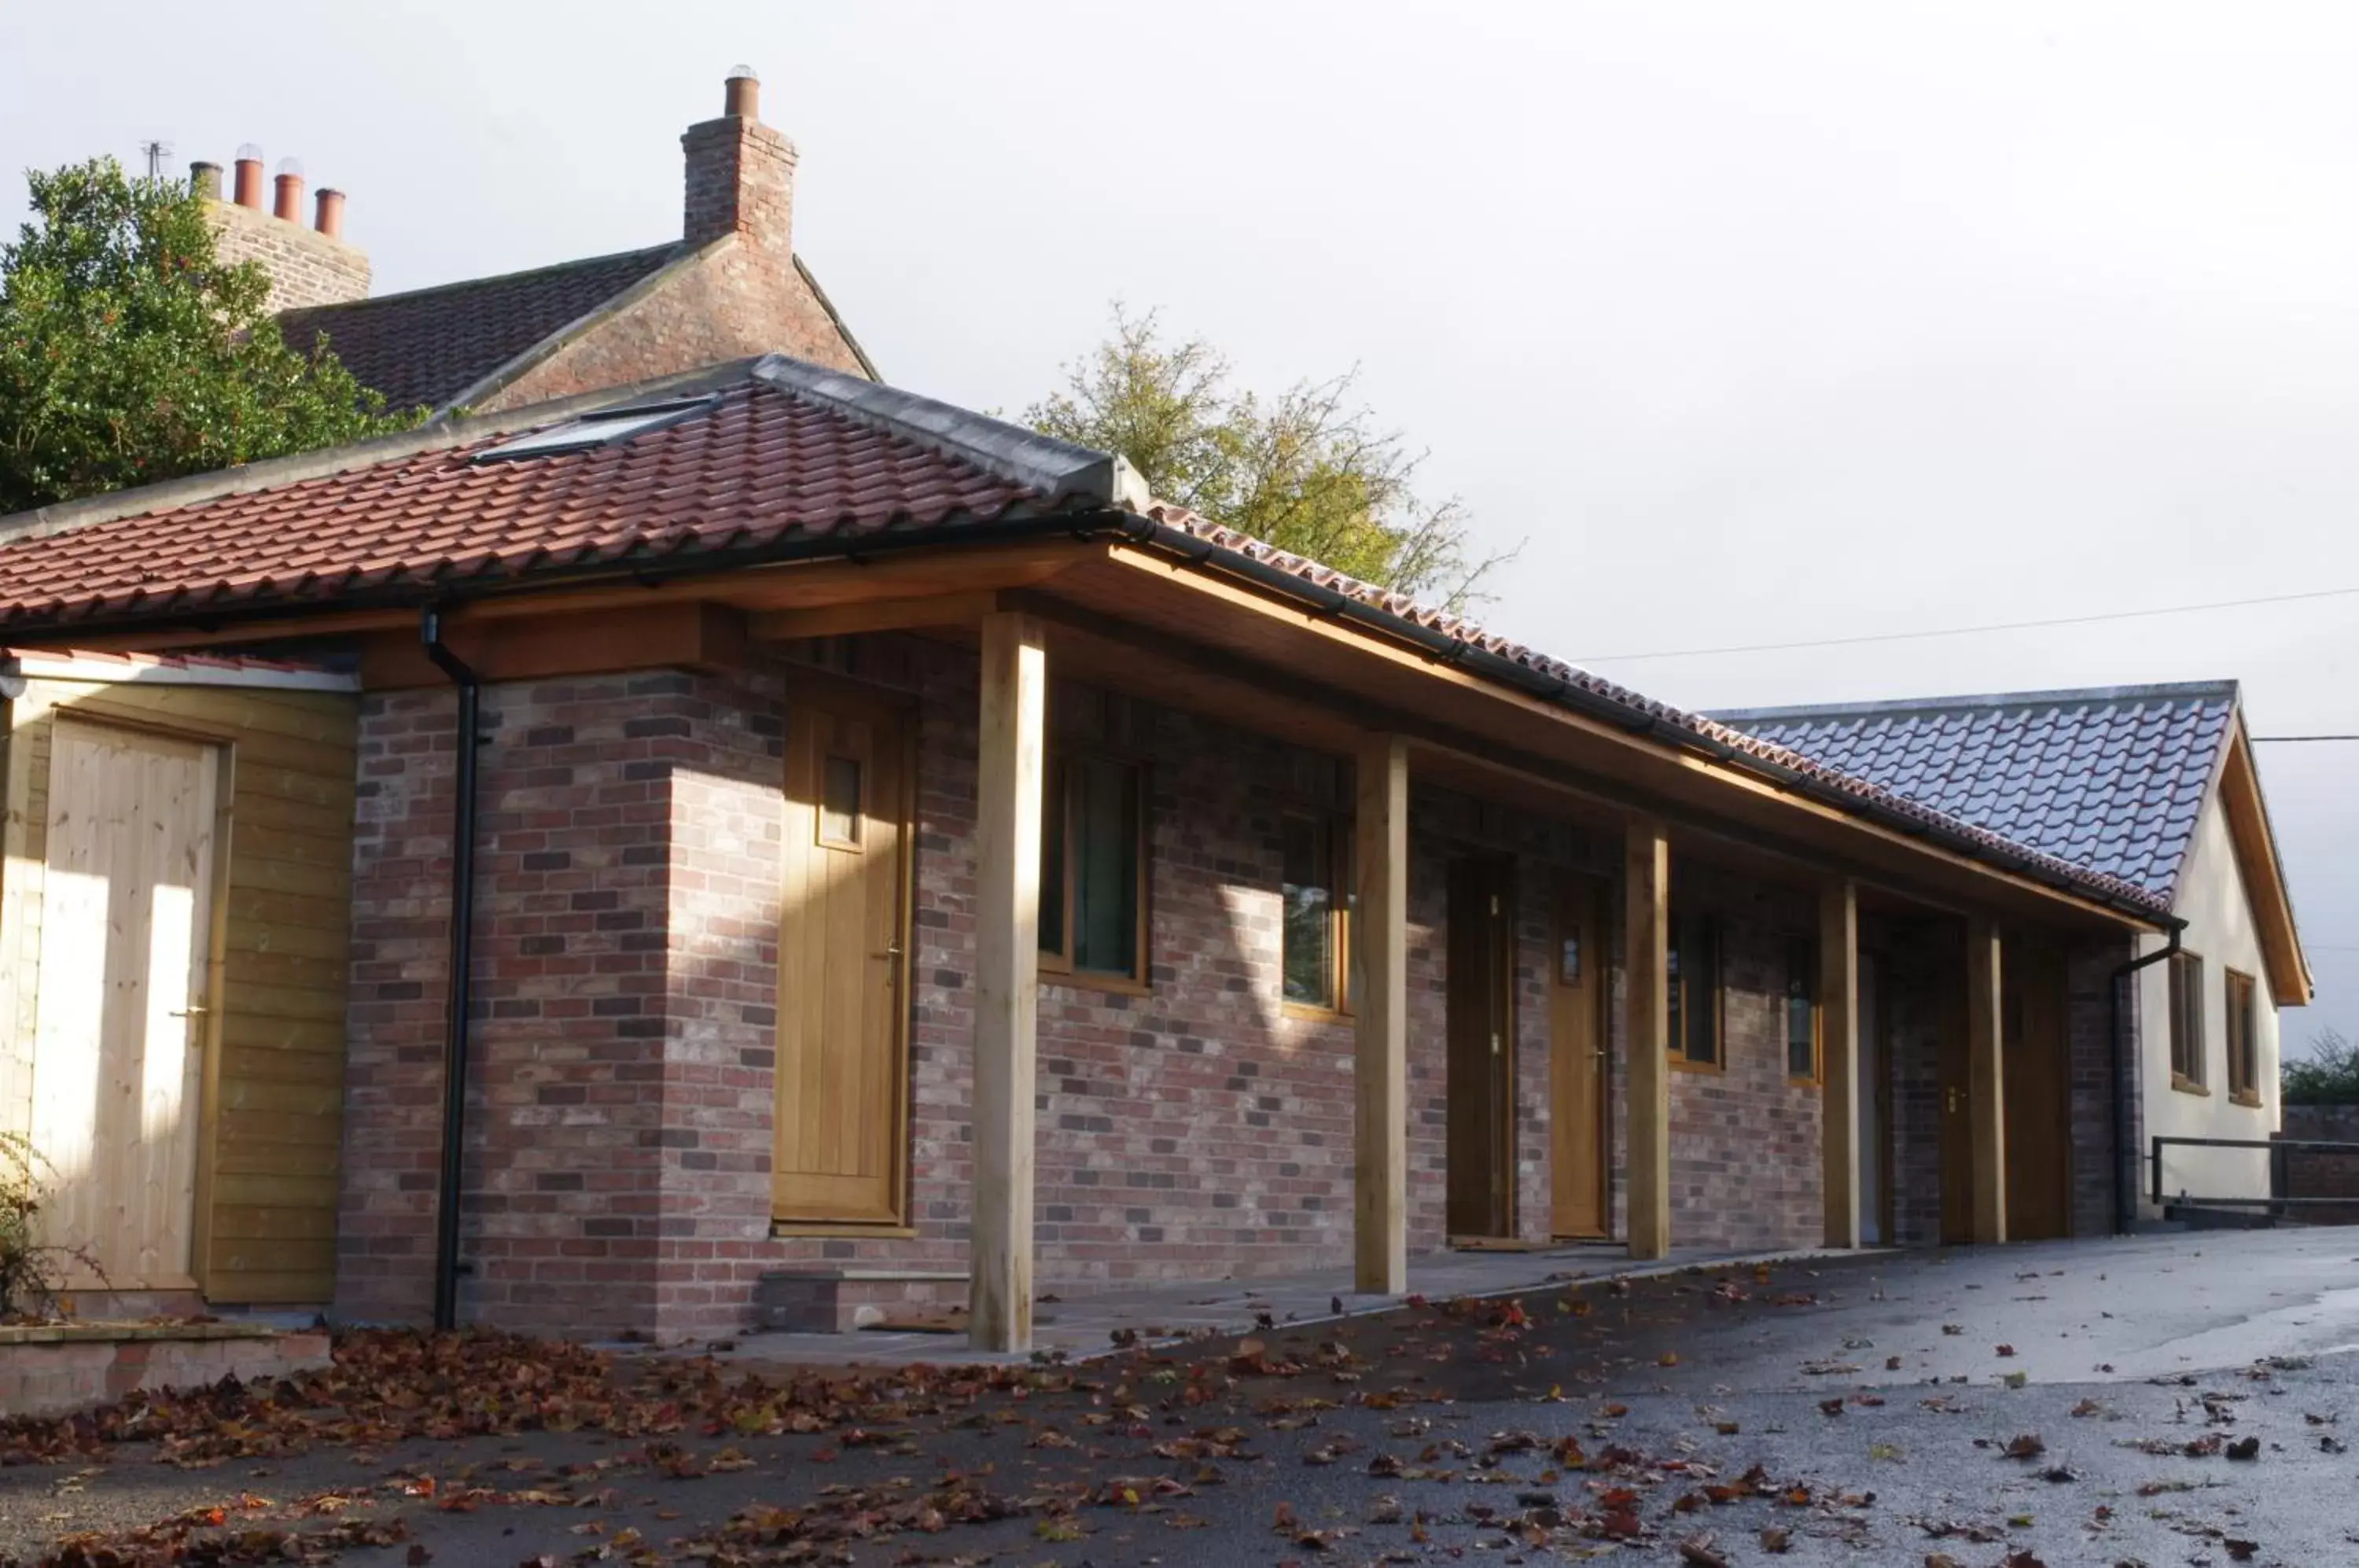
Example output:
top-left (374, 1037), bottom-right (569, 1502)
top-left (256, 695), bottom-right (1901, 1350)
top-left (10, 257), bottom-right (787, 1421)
top-left (1711, 684), bottom-right (2240, 903)
top-left (278, 245), bottom-right (683, 411)
top-left (0, 355), bottom-right (2175, 920)
top-left (0, 363), bottom-right (1057, 628)
top-left (1141, 512), bottom-right (2176, 915)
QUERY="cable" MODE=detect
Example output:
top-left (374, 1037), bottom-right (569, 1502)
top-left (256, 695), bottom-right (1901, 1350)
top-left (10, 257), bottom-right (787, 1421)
top-left (2251, 735), bottom-right (2359, 743)
top-left (1572, 583), bottom-right (2359, 664)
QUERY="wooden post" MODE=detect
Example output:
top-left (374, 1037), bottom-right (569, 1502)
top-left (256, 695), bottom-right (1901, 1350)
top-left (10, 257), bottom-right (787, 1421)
top-left (1625, 819), bottom-right (1671, 1261)
top-left (1820, 880), bottom-right (1860, 1249)
top-left (1967, 915), bottom-right (2007, 1245)
top-left (970, 612), bottom-right (1046, 1351)
top-left (1352, 734), bottom-right (1410, 1295)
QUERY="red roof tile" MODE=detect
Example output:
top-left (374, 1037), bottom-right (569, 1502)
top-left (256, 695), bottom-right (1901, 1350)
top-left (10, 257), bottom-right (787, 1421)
top-left (0, 376), bottom-right (1048, 628)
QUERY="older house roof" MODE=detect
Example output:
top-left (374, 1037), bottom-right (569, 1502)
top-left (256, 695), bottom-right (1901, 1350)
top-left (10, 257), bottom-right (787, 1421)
top-left (278, 248), bottom-right (874, 414)
top-left (277, 245), bottom-right (683, 412)
top-left (0, 355), bottom-right (2175, 923)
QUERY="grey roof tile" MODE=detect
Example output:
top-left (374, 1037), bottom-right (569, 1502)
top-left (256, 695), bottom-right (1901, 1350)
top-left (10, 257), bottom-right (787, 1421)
top-left (1711, 682), bottom-right (2238, 903)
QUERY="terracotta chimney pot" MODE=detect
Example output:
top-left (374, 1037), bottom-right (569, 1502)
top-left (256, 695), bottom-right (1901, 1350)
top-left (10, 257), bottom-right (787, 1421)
top-left (273, 158), bottom-right (304, 223)
top-left (233, 144), bottom-right (264, 209)
top-left (724, 64), bottom-right (759, 119)
top-left (314, 187), bottom-right (346, 238)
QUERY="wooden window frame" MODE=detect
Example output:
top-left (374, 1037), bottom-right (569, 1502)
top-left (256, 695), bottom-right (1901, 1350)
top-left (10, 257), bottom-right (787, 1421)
top-left (2169, 949), bottom-right (2207, 1094)
top-left (1668, 909), bottom-right (1724, 1072)
top-left (1279, 809), bottom-right (1355, 1020)
top-left (1038, 747), bottom-right (1150, 993)
top-left (1784, 933), bottom-right (1821, 1084)
top-left (2225, 967), bottom-right (2261, 1107)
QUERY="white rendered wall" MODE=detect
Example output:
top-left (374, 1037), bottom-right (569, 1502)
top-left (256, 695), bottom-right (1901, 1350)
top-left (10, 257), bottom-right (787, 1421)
top-left (2137, 792), bottom-right (2281, 1214)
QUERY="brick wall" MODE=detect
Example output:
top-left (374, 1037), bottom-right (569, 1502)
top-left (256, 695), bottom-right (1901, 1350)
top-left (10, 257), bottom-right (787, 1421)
top-left (2067, 939), bottom-right (2134, 1238)
top-left (208, 199), bottom-right (369, 312)
top-left (337, 633), bottom-right (1941, 1337)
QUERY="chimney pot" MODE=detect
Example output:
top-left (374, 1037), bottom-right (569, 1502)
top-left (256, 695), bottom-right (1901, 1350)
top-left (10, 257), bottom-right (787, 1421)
top-left (190, 160), bottom-right (223, 201)
top-left (314, 187), bottom-right (346, 239)
top-left (232, 144), bottom-right (264, 209)
top-left (724, 65), bottom-right (759, 120)
top-left (273, 157), bottom-right (305, 222)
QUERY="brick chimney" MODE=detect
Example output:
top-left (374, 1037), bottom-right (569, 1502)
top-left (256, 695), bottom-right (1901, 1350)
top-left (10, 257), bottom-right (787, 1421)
top-left (681, 66), bottom-right (796, 252)
top-left (193, 146), bottom-right (370, 313)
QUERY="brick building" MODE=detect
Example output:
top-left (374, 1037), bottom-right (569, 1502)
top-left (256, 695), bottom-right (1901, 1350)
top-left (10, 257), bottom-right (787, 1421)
top-left (196, 71), bottom-right (872, 414)
top-left (0, 356), bottom-right (2262, 1352)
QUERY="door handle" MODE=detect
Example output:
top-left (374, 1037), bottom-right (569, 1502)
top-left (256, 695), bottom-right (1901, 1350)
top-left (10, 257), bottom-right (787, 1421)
top-left (171, 1007), bottom-right (209, 1018)
top-left (873, 944), bottom-right (903, 961)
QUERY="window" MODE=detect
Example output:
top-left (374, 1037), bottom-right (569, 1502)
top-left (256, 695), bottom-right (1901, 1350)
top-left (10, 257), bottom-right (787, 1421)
top-left (1785, 935), bottom-right (1820, 1081)
top-left (2225, 969), bottom-right (2260, 1105)
top-left (1281, 813), bottom-right (1353, 1013)
top-left (2169, 951), bottom-right (2206, 1091)
top-left (1040, 753), bottom-right (1146, 981)
top-left (1667, 910), bottom-right (1721, 1067)
top-left (469, 396), bottom-right (716, 462)
top-left (817, 753), bottom-right (864, 848)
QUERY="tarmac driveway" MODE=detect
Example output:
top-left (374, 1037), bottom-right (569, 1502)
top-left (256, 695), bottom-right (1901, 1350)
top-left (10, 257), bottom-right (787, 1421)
top-left (8, 1228), bottom-right (2359, 1566)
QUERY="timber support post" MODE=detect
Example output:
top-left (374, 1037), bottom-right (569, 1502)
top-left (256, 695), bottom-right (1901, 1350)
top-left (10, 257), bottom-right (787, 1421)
top-left (1352, 734), bottom-right (1409, 1295)
top-left (1625, 819), bottom-right (1671, 1260)
top-left (1820, 880), bottom-right (1861, 1248)
top-left (1967, 915), bottom-right (2008, 1245)
top-left (970, 611), bottom-right (1046, 1350)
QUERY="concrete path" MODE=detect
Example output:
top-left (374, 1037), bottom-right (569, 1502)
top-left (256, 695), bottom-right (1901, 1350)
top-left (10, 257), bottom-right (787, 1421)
top-left (690, 1240), bottom-right (1846, 1366)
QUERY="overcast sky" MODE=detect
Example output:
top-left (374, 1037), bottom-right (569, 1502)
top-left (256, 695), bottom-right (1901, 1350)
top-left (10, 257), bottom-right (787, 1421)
top-left (4, 2), bottom-right (2353, 1045)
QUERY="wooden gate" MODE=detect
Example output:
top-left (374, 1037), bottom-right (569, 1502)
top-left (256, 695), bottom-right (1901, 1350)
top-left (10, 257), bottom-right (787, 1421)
top-left (28, 720), bottom-right (222, 1290)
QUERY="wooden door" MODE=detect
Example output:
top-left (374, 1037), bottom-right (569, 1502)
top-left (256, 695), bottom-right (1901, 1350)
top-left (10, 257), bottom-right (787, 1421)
top-left (1446, 858), bottom-right (1516, 1239)
top-left (772, 685), bottom-right (914, 1226)
top-left (30, 720), bottom-right (220, 1290)
top-left (2004, 939), bottom-right (2071, 1240)
top-left (1549, 874), bottom-right (1610, 1239)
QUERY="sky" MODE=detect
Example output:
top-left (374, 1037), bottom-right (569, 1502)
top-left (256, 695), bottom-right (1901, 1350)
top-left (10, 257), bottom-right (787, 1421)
top-left (2, 2), bottom-right (2353, 1046)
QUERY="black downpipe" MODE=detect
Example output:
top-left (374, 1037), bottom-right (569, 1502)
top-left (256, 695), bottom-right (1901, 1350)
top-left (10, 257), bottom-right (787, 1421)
top-left (421, 607), bottom-right (482, 1332)
top-left (2109, 922), bottom-right (2185, 1235)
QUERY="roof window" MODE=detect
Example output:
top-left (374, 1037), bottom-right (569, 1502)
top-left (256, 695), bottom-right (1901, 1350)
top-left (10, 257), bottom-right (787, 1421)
top-left (470, 397), bottom-right (716, 462)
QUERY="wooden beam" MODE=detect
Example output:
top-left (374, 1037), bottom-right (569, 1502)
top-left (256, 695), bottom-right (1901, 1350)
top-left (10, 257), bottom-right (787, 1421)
top-left (1353, 733), bottom-right (1410, 1294)
top-left (355, 601), bottom-right (749, 689)
top-left (1625, 819), bottom-right (1671, 1260)
top-left (970, 611), bottom-right (1046, 1353)
top-left (747, 591), bottom-right (1005, 642)
top-left (1967, 915), bottom-right (2007, 1245)
top-left (1820, 880), bottom-right (1861, 1249)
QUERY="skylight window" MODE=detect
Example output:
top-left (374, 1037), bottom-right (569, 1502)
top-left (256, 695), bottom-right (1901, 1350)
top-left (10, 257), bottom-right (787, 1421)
top-left (471, 397), bottom-right (716, 462)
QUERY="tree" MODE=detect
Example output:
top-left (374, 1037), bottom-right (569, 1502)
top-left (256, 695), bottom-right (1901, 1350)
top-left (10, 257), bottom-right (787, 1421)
top-left (1026, 306), bottom-right (1513, 609)
top-left (0, 157), bottom-right (419, 514)
top-left (2282, 1025), bottom-right (2359, 1106)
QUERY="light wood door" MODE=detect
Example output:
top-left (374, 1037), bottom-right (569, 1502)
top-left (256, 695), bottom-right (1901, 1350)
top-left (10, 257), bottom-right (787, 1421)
top-left (1446, 858), bottom-right (1516, 1239)
top-left (30, 720), bottom-right (220, 1290)
top-left (1549, 874), bottom-right (1610, 1238)
top-left (772, 686), bottom-right (913, 1225)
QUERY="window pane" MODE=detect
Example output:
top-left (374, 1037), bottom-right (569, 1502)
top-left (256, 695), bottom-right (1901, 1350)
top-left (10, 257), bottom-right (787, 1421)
top-left (1282, 815), bottom-right (1334, 1007)
top-left (1038, 759), bottom-right (1065, 959)
top-left (1786, 937), bottom-right (1816, 1078)
top-left (1685, 917), bottom-right (1720, 1066)
top-left (819, 753), bottom-right (863, 846)
top-left (1071, 757), bottom-right (1139, 975)
top-left (1665, 930), bottom-right (1684, 1054)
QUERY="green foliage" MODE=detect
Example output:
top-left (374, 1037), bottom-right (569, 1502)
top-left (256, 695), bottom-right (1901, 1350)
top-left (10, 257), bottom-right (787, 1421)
top-left (2283, 1025), bottom-right (2359, 1106)
top-left (0, 1132), bottom-right (85, 1320)
top-left (0, 156), bottom-right (422, 513)
top-left (1026, 305), bottom-right (1514, 609)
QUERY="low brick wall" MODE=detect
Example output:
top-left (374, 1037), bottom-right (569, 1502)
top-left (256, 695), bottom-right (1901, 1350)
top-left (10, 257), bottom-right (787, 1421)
top-left (2275, 1106), bottom-right (2359, 1224)
top-left (0, 1323), bottom-right (332, 1418)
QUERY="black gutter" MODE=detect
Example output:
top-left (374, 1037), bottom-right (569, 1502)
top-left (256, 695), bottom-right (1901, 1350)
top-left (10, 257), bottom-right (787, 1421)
top-left (420, 606), bottom-right (482, 1332)
top-left (1102, 512), bottom-right (2173, 926)
top-left (2109, 922), bottom-right (2186, 1235)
